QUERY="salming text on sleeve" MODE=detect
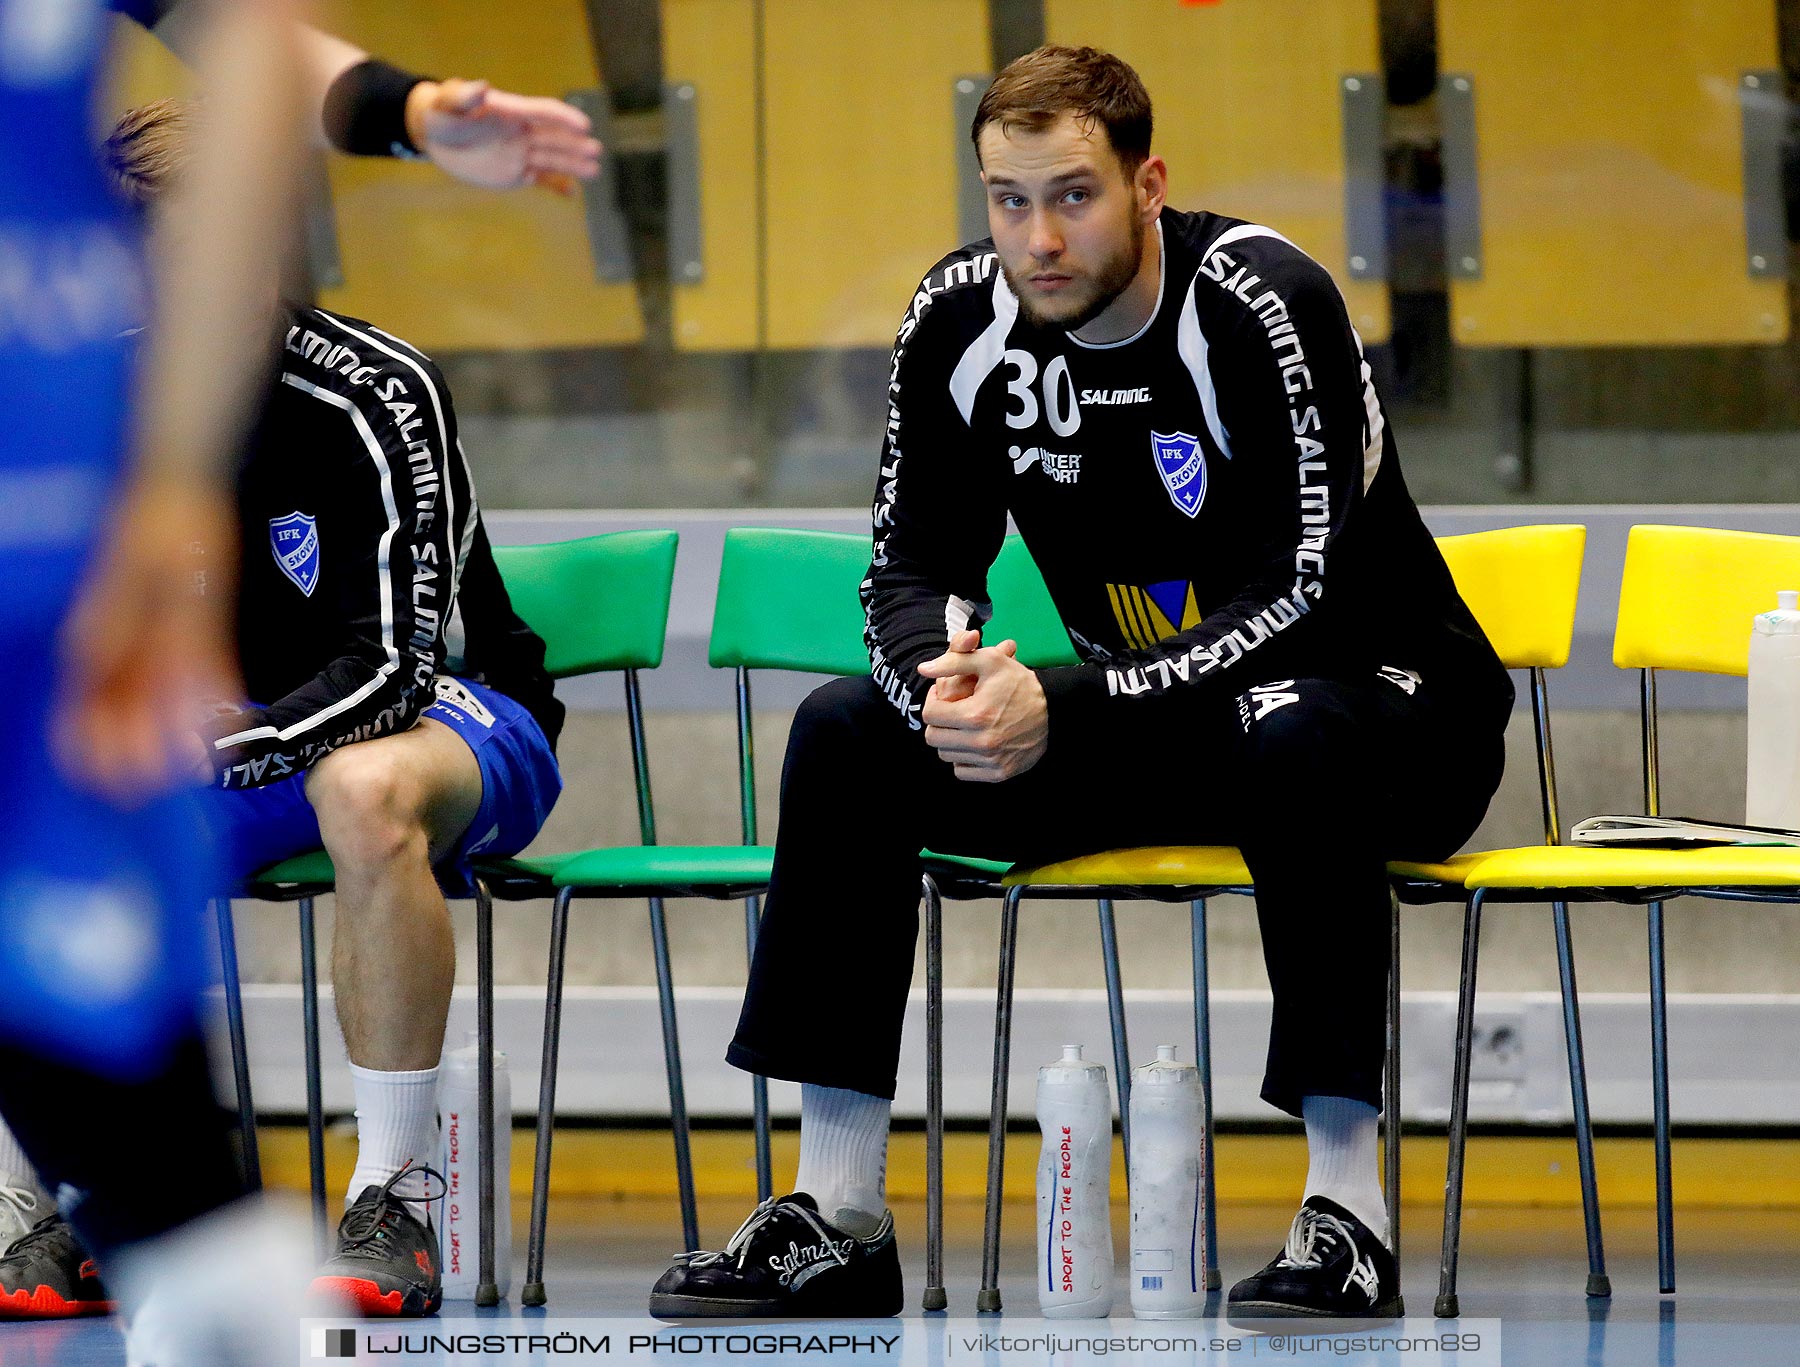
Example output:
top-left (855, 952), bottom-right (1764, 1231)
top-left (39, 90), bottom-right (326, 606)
top-left (208, 308), bottom-right (472, 787)
top-left (861, 250), bottom-right (1012, 730)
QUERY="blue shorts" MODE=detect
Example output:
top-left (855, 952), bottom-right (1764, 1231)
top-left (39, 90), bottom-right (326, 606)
top-left (204, 677), bottom-right (562, 896)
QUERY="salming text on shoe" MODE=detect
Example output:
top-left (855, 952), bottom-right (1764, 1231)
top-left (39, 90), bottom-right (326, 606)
top-left (0, 1214), bottom-right (113, 1319)
top-left (1227, 1196), bottom-right (1400, 1324)
top-left (310, 1164), bottom-right (444, 1317)
top-left (649, 1193), bottom-right (902, 1319)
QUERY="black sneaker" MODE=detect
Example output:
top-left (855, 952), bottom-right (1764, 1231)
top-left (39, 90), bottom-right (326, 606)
top-left (1227, 1196), bottom-right (1400, 1323)
top-left (0, 1214), bottom-right (113, 1319)
top-left (649, 1193), bottom-right (902, 1319)
top-left (310, 1164), bottom-right (444, 1317)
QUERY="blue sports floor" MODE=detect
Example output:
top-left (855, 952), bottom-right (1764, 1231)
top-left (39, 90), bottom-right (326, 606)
top-left (8, 1196), bottom-right (1796, 1365)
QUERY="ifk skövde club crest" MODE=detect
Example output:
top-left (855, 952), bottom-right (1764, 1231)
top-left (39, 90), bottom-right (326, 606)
top-left (1151, 430), bottom-right (1207, 518)
top-left (269, 511), bottom-right (321, 597)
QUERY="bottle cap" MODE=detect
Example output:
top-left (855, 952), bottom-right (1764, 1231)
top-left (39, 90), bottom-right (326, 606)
top-left (1155, 1044), bottom-right (1178, 1062)
top-left (1061, 1044), bottom-right (1084, 1062)
top-left (1757, 591), bottom-right (1800, 633)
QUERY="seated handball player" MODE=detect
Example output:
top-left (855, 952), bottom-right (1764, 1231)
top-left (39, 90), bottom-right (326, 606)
top-left (0, 100), bottom-right (563, 1322)
top-left (651, 47), bottom-right (1513, 1321)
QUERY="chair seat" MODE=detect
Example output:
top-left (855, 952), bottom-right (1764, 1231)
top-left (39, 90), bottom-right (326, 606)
top-left (1387, 852), bottom-right (1491, 886)
top-left (483, 844), bottom-right (776, 892)
top-left (1005, 845), bottom-right (1252, 888)
top-left (246, 849), bottom-right (335, 892)
top-left (922, 850), bottom-right (1012, 879)
top-left (1467, 842), bottom-right (1800, 890)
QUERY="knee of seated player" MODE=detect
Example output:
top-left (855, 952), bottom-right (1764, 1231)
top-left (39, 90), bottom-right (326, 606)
top-left (785, 676), bottom-right (890, 768)
top-left (305, 739), bottom-right (437, 876)
top-left (1232, 682), bottom-right (1366, 803)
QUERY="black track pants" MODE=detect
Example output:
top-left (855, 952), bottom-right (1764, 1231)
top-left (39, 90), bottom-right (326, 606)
top-left (728, 671), bottom-right (1505, 1116)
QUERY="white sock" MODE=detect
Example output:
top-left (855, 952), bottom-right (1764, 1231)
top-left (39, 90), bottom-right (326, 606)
top-left (793, 1084), bottom-right (891, 1236)
top-left (0, 1114), bottom-right (47, 1201)
top-left (1301, 1094), bottom-right (1388, 1244)
top-left (346, 1064), bottom-right (439, 1208)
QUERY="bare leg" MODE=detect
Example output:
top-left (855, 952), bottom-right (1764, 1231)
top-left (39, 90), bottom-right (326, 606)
top-left (308, 719), bottom-right (482, 1073)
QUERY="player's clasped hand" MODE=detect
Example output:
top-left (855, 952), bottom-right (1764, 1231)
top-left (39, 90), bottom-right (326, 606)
top-left (917, 628), bottom-right (1049, 782)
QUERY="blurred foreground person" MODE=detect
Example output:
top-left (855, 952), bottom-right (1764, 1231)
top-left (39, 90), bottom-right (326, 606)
top-left (0, 1), bottom-right (597, 1360)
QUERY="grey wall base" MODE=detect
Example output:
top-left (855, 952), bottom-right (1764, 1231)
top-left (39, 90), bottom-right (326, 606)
top-left (213, 983), bottom-right (1800, 1125)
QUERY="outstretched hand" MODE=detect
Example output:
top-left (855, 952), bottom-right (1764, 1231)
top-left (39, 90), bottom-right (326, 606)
top-left (917, 628), bottom-right (1048, 783)
top-left (406, 79), bottom-right (603, 193)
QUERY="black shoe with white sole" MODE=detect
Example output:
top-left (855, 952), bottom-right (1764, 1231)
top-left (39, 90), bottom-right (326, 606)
top-left (649, 1193), bottom-right (902, 1319)
top-left (1227, 1196), bottom-right (1400, 1323)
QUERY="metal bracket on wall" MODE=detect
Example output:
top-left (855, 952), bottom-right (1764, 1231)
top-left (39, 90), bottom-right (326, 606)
top-left (566, 88), bottom-right (634, 283)
top-left (955, 75), bottom-right (992, 248)
top-left (301, 152), bottom-right (344, 291)
top-left (1439, 72), bottom-right (1483, 281)
top-left (1740, 70), bottom-right (1790, 280)
top-left (1341, 73), bottom-right (1388, 281)
top-left (664, 80), bottom-right (704, 285)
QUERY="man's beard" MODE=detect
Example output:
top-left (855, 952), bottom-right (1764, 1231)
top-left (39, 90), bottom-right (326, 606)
top-left (1003, 213), bottom-right (1145, 332)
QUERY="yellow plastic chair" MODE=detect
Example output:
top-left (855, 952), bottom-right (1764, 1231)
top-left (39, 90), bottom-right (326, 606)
top-left (981, 525), bottom-right (1589, 1313)
top-left (1436, 526), bottom-right (1800, 1315)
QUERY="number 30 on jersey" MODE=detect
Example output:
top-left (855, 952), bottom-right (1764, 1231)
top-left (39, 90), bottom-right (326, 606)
top-left (1002, 350), bottom-right (1082, 438)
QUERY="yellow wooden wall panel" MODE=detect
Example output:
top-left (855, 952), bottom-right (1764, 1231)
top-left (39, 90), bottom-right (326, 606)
top-left (1439, 0), bottom-right (1785, 346)
top-left (1046, 0), bottom-right (1389, 344)
top-left (762, 2), bottom-right (988, 350)
top-left (663, 0), bottom-right (759, 351)
top-left (314, 0), bottom-right (644, 351)
top-left (101, 15), bottom-right (193, 120)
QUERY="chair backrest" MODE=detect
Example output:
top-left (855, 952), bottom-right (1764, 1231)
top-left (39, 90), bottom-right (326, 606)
top-left (1614, 525), bottom-right (1800, 677)
top-left (1434, 524), bottom-right (1587, 846)
top-left (1434, 524), bottom-right (1586, 670)
top-left (493, 530), bottom-right (679, 678)
top-left (707, 526), bottom-right (1075, 844)
top-left (707, 527), bottom-right (1076, 673)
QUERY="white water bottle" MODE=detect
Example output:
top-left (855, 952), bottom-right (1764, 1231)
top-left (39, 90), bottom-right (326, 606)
top-left (1036, 1044), bottom-right (1114, 1318)
top-left (1128, 1044), bottom-right (1208, 1319)
top-left (438, 1031), bottom-right (511, 1299)
top-left (1747, 589), bottom-right (1800, 831)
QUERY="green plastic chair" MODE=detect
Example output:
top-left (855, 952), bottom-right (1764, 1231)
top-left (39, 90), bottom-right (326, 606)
top-left (478, 526), bottom-right (1077, 1310)
top-left (216, 530), bottom-right (681, 1298)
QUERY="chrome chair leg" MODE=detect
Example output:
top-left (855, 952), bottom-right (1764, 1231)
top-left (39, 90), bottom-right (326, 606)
top-left (298, 895), bottom-right (327, 1258)
top-left (475, 878), bottom-right (500, 1306)
top-left (742, 893), bottom-right (772, 1202)
top-left (1647, 899), bottom-right (1675, 1294)
top-left (647, 895), bottom-right (699, 1253)
top-left (214, 897), bottom-right (261, 1191)
top-left (522, 887), bottom-right (574, 1307)
top-left (922, 875), bottom-right (947, 1311)
top-left (1435, 888), bottom-right (1485, 1319)
top-left (1552, 900), bottom-right (1611, 1297)
top-left (1189, 899), bottom-right (1220, 1291)
top-left (1097, 898), bottom-right (1133, 1179)
top-left (977, 886), bottom-right (1022, 1313)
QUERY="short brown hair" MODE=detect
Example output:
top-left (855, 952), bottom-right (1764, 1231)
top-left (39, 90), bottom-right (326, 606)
top-left (103, 98), bottom-right (197, 212)
top-left (971, 46), bottom-right (1152, 172)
